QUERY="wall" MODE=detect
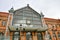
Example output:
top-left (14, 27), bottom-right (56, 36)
top-left (44, 17), bottom-right (60, 40)
top-left (0, 12), bottom-right (12, 37)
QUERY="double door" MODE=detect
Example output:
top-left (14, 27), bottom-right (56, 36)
top-left (13, 32), bottom-right (20, 40)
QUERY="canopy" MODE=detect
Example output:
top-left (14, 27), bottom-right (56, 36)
top-left (8, 26), bottom-right (48, 32)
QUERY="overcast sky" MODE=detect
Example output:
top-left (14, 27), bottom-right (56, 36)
top-left (0, 0), bottom-right (60, 19)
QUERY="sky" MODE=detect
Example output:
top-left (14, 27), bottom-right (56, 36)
top-left (0, 0), bottom-right (60, 19)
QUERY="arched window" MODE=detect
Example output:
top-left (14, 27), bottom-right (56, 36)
top-left (26, 32), bottom-right (32, 40)
top-left (0, 32), bottom-right (4, 40)
top-left (45, 31), bottom-right (52, 40)
top-left (58, 32), bottom-right (60, 38)
top-left (48, 33), bottom-right (52, 40)
top-left (2, 21), bottom-right (6, 26)
top-left (13, 32), bottom-right (20, 40)
top-left (53, 31), bottom-right (56, 37)
top-left (37, 33), bottom-right (43, 40)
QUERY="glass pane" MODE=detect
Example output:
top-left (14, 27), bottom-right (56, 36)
top-left (4, 36), bottom-right (10, 40)
top-left (37, 33), bottom-right (43, 40)
top-left (0, 33), bottom-right (5, 40)
top-left (26, 32), bottom-right (32, 40)
top-left (2, 21), bottom-right (6, 26)
top-left (24, 13), bottom-right (33, 16)
top-left (33, 14), bottom-right (38, 17)
top-left (13, 32), bottom-right (20, 40)
top-left (33, 17), bottom-right (40, 21)
top-left (23, 11), bottom-right (33, 20)
top-left (33, 21), bottom-right (41, 24)
top-left (13, 16), bottom-right (23, 20)
top-left (45, 33), bottom-right (52, 40)
top-left (58, 33), bottom-right (60, 37)
top-left (15, 11), bottom-right (23, 16)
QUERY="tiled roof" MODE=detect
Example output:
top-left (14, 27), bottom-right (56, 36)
top-left (0, 12), bottom-right (9, 17)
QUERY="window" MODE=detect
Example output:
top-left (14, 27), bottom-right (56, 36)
top-left (0, 32), bottom-right (4, 40)
top-left (13, 32), bottom-right (20, 40)
top-left (58, 24), bottom-right (60, 27)
top-left (26, 32), bottom-right (32, 40)
top-left (53, 31), bottom-right (56, 37)
top-left (13, 9), bottom-right (43, 28)
top-left (58, 32), bottom-right (60, 38)
top-left (37, 33), bottom-right (43, 40)
top-left (24, 13), bottom-right (32, 16)
top-left (33, 17), bottom-right (40, 21)
top-left (33, 25), bottom-right (41, 27)
top-left (52, 25), bottom-right (57, 28)
top-left (45, 32), bottom-right (52, 40)
top-left (2, 21), bottom-right (6, 26)
top-left (48, 33), bottom-right (52, 40)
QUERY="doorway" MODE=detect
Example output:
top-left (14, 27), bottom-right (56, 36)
top-left (37, 33), bottom-right (43, 40)
top-left (13, 32), bottom-right (20, 40)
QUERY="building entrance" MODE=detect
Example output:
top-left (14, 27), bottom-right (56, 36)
top-left (26, 32), bottom-right (32, 40)
top-left (13, 32), bottom-right (20, 40)
top-left (37, 33), bottom-right (43, 40)
top-left (0, 32), bottom-right (4, 40)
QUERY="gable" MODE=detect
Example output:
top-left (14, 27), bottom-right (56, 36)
top-left (13, 6), bottom-right (42, 27)
top-left (14, 6), bottom-right (41, 17)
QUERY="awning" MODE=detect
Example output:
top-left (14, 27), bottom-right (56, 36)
top-left (8, 26), bottom-right (48, 32)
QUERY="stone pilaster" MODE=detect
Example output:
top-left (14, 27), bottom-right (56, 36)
top-left (32, 32), bottom-right (37, 40)
top-left (20, 32), bottom-right (26, 40)
top-left (42, 32), bottom-right (45, 40)
top-left (10, 32), bottom-right (13, 40)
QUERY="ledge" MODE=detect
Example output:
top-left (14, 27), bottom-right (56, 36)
top-left (8, 26), bottom-right (48, 32)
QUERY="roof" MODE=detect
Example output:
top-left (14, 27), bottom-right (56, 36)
top-left (44, 17), bottom-right (57, 20)
top-left (0, 12), bottom-right (9, 17)
top-left (44, 17), bottom-right (58, 22)
top-left (14, 4), bottom-right (41, 16)
top-left (44, 17), bottom-right (60, 24)
top-left (0, 12), bottom-right (9, 14)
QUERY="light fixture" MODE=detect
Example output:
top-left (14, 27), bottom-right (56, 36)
top-left (26, 20), bottom-right (31, 25)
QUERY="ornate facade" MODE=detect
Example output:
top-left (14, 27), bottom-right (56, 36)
top-left (44, 18), bottom-right (60, 40)
top-left (0, 5), bottom-right (60, 40)
top-left (8, 5), bottom-right (48, 40)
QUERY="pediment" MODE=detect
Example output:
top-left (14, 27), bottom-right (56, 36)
top-left (14, 6), bottom-right (40, 16)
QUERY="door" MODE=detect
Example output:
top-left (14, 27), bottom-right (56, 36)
top-left (13, 32), bottom-right (20, 40)
top-left (0, 33), bottom-right (4, 40)
top-left (37, 33), bottom-right (43, 40)
top-left (26, 32), bottom-right (32, 40)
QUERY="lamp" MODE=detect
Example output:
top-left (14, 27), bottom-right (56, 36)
top-left (26, 20), bottom-right (31, 25)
